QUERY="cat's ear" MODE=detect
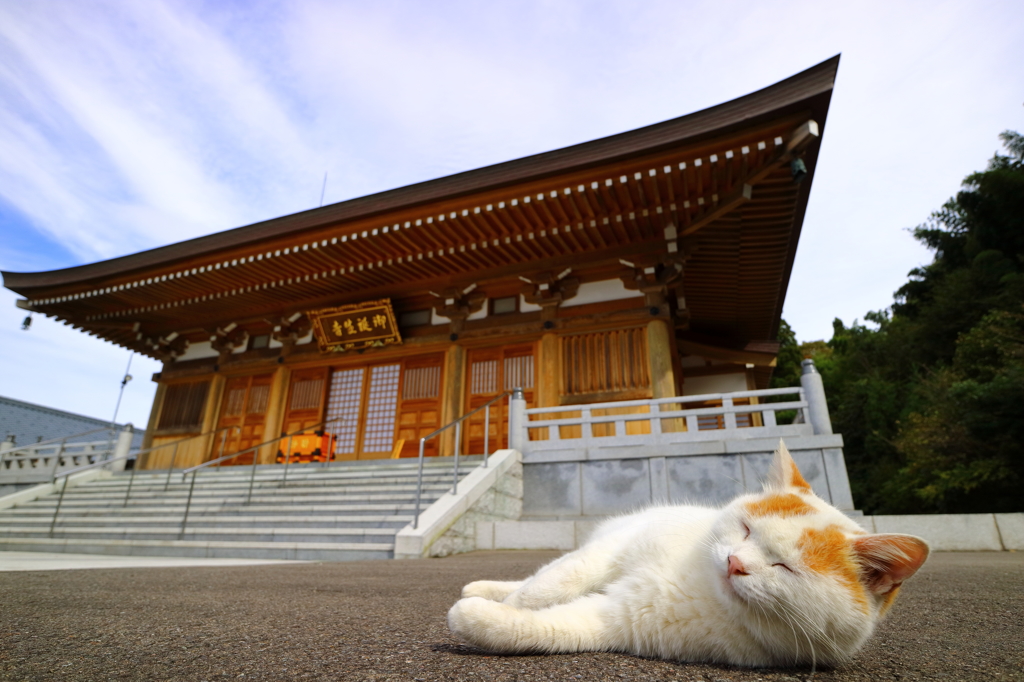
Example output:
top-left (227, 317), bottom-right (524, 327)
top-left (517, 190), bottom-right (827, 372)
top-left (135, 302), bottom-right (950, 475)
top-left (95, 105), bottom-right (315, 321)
top-left (852, 534), bottom-right (930, 595)
top-left (765, 440), bottom-right (813, 493)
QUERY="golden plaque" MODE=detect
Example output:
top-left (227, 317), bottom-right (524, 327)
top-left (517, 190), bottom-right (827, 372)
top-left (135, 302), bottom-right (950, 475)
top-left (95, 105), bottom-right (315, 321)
top-left (307, 299), bottom-right (401, 352)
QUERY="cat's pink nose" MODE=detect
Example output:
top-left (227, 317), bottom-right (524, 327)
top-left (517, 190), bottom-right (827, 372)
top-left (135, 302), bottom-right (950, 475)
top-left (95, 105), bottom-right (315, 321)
top-left (728, 555), bottom-right (748, 577)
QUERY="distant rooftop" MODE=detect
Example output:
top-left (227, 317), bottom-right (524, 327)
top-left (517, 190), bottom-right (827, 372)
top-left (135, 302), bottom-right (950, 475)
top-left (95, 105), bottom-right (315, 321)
top-left (0, 395), bottom-right (145, 449)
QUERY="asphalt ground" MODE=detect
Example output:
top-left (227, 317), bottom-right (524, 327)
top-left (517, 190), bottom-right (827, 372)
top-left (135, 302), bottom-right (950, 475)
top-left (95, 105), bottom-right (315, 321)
top-left (0, 550), bottom-right (1021, 682)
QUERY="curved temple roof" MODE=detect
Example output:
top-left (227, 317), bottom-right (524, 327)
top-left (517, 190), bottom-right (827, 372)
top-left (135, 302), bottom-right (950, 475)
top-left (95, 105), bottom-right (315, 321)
top-left (4, 56), bottom-right (839, 359)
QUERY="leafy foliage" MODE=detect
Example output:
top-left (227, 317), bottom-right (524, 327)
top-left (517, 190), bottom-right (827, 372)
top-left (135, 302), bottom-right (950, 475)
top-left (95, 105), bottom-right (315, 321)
top-left (782, 132), bottom-right (1024, 514)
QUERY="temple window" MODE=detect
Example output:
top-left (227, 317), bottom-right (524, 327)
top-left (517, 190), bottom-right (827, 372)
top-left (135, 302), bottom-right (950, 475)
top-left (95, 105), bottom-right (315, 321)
top-left (157, 380), bottom-right (210, 430)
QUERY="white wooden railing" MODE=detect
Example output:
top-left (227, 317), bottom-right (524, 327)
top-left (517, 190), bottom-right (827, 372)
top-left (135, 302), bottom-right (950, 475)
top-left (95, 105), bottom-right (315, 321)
top-left (0, 428), bottom-right (135, 485)
top-left (513, 387), bottom-right (813, 456)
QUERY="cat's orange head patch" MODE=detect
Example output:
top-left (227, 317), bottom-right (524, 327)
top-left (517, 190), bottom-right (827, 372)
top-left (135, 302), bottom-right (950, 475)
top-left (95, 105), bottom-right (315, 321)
top-left (745, 493), bottom-right (815, 518)
top-left (798, 525), bottom-right (868, 612)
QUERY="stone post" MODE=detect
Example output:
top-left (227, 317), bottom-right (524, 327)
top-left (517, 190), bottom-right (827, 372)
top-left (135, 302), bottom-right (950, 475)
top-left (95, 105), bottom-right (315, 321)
top-left (800, 358), bottom-right (833, 435)
top-left (0, 435), bottom-right (14, 473)
top-left (110, 425), bottom-right (134, 472)
top-left (508, 387), bottom-right (527, 454)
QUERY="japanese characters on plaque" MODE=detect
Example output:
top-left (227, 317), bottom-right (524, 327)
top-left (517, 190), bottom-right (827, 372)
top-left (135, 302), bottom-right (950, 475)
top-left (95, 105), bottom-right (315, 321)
top-left (307, 299), bottom-right (402, 352)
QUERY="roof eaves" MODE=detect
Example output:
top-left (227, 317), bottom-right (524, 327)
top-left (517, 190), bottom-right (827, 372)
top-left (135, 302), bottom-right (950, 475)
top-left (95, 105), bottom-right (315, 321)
top-left (2, 55), bottom-right (839, 294)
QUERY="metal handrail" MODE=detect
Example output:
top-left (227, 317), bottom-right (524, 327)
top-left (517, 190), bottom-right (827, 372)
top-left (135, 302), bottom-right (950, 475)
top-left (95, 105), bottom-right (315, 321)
top-left (411, 390), bottom-right (513, 529)
top-left (46, 424), bottom-right (241, 536)
top-left (178, 419), bottom-right (343, 536)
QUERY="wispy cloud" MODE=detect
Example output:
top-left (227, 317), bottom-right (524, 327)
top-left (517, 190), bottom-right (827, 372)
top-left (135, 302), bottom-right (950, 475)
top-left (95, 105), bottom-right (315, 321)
top-left (0, 0), bottom-right (329, 261)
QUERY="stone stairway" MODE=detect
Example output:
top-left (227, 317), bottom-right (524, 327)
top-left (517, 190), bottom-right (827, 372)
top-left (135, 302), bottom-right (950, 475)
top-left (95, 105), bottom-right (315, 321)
top-left (0, 457), bottom-right (480, 561)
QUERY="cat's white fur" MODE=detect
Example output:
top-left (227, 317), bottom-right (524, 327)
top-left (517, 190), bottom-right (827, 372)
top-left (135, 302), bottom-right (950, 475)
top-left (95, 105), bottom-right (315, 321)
top-left (448, 442), bottom-right (929, 667)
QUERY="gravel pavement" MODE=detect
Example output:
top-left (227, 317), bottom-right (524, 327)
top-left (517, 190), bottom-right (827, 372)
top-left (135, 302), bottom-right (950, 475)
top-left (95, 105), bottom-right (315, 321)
top-left (1, 550), bottom-right (1021, 682)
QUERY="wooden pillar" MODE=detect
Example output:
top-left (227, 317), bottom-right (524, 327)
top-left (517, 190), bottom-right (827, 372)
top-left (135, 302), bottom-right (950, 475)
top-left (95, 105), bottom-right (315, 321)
top-left (535, 332), bottom-right (560, 439)
top-left (138, 382), bottom-right (167, 470)
top-left (647, 318), bottom-right (681, 432)
top-left (536, 333), bottom-right (561, 408)
top-left (258, 365), bottom-right (291, 464)
top-left (194, 374), bottom-right (226, 467)
top-left (439, 344), bottom-right (466, 457)
top-left (646, 319), bottom-right (677, 399)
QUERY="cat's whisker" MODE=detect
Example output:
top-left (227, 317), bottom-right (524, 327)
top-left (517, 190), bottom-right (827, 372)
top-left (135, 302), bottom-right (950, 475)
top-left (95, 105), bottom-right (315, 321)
top-left (774, 599), bottom-right (818, 673)
top-left (766, 600), bottom-right (803, 665)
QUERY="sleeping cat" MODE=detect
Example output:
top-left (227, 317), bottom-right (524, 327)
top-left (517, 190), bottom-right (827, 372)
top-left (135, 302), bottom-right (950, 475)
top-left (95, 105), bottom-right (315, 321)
top-left (448, 442), bottom-right (929, 667)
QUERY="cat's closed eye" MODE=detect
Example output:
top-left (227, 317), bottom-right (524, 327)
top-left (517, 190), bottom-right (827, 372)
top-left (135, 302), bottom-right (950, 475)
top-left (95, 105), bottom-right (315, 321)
top-left (772, 563), bottom-right (793, 572)
top-left (742, 522), bottom-right (751, 539)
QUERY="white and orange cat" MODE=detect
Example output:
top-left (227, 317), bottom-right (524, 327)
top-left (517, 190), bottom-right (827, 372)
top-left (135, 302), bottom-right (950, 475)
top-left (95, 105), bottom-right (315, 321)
top-left (448, 442), bottom-right (929, 667)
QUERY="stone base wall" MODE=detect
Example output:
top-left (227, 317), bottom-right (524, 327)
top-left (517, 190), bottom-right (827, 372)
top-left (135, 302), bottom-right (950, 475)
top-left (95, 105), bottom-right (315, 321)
top-left (522, 434), bottom-right (854, 517)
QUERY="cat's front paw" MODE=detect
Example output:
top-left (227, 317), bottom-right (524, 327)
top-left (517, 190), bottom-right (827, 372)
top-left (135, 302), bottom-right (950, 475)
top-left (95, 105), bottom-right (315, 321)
top-left (447, 597), bottom-right (518, 653)
top-left (461, 580), bottom-right (520, 601)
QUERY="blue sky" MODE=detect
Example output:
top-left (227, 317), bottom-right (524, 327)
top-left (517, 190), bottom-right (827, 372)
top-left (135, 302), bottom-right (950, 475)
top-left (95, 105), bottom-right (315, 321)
top-left (1, 0), bottom-right (1022, 429)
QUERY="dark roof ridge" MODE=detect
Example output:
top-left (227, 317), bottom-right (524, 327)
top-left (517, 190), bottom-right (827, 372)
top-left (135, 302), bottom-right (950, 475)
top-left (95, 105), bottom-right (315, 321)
top-left (3, 55), bottom-right (839, 293)
top-left (0, 394), bottom-right (120, 427)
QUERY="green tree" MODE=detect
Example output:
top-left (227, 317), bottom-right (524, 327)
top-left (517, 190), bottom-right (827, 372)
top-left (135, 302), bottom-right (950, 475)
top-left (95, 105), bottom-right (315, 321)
top-left (892, 308), bottom-right (1024, 512)
top-left (817, 131), bottom-right (1024, 514)
top-left (770, 319), bottom-right (803, 389)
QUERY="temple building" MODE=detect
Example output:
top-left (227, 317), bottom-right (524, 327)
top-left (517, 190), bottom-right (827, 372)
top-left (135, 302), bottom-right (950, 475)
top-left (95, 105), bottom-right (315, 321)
top-left (3, 57), bottom-right (839, 476)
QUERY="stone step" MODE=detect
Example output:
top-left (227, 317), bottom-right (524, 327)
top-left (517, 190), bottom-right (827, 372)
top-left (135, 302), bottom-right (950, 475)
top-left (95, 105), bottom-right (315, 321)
top-left (53, 479), bottom-right (455, 495)
top-left (122, 458), bottom-right (481, 480)
top-left (19, 490), bottom-right (449, 508)
top-left (0, 526), bottom-right (400, 543)
top-left (0, 502), bottom-right (428, 516)
top-left (44, 478), bottom-right (456, 494)
top-left (0, 514), bottom-right (411, 528)
top-left (0, 455), bottom-right (487, 561)
top-left (0, 536), bottom-right (394, 561)
top-left (74, 476), bottom-right (457, 495)
top-left (82, 471), bottom-right (460, 485)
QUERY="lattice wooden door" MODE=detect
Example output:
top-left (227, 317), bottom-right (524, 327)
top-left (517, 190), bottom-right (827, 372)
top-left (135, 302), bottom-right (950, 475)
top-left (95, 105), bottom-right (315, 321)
top-left (464, 344), bottom-right (535, 454)
top-left (215, 373), bottom-right (272, 464)
top-left (279, 368), bottom-right (330, 463)
top-left (323, 359), bottom-right (443, 460)
top-left (395, 356), bottom-right (444, 458)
